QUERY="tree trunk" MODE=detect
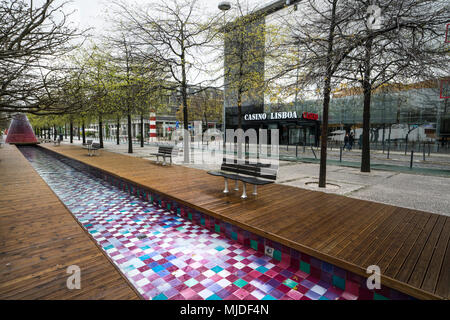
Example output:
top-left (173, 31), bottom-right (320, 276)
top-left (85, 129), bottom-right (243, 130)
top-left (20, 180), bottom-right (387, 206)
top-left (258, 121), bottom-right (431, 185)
top-left (70, 121), bottom-right (73, 143)
top-left (361, 36), bottom-right (373, 173)
top-left (204, 111), bottom-right (208, 131)
top-left (127, 112), bottom-right (133, 154)
top-left (140, 114), bottom-right (144, 148)
top-left (181, 42), bottom-right (190, 163)
top-left (78, 123), bottom-right (80, 140)
top-left (237, 90), bottom-right (242, 129)
top-left (182, 88), bottom-right (189, 163)
top-left (116, 117), bottom-right (120, 145)
top-left (53, 125), bottom-right (57, 140)
top-left (318, 0), bottom-right (337, 188)
top-left (99, 114), bottom-right (104, 148)
top-left (82, 120), bottom-right (86, 144)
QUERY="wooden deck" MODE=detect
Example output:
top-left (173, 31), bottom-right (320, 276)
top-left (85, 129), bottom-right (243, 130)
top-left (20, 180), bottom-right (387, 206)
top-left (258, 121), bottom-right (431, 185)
top-left (0, 144), bottom-right (140, 300)
top-left (39, 143), bottom-right (450, 300)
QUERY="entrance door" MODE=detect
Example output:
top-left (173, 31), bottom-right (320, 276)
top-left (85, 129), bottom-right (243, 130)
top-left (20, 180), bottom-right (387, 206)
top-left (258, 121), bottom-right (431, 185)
top-left (280, 125), bottom-right (289, 145)
top-left (289, 126), bottom-right (301, 145)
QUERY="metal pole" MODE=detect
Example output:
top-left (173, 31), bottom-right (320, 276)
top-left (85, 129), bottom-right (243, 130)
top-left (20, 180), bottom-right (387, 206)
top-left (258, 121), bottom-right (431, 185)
top-left (340, 147), bottom-right (342, 162)
top-left (410, 150), bottom-right (414, 168)
top-left (219, 4), bottom-right (230, 148)
top-left (405, 138), bottom-right (408, 155)
top-left (423, 143), bottom-right (426, 161)
top-left (311, 146), bottom-right (317, 159)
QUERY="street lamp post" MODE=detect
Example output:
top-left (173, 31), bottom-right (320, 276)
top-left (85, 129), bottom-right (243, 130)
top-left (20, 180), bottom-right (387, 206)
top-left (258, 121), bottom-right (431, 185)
top-left (219, 2), bottom-right (231, 146)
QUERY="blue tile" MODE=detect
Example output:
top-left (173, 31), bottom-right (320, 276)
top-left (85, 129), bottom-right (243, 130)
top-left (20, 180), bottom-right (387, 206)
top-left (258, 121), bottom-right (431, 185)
top-left (211, 266), bottom-right (223, 273)
top-left (153, 293), bottom-right (168, 300)
top-left (256, 266), bottom-right (269, 273)
top-left (152, 265), bottom-right (164, 273)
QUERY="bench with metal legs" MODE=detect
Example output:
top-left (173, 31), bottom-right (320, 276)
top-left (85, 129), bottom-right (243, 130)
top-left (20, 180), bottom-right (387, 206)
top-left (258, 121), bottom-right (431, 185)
top-left (207, 160), bottom-right (278, 199)
top-left (88, 143), bottom-right (101, 156)
top-left (150, 146), bottom-right (178, 165)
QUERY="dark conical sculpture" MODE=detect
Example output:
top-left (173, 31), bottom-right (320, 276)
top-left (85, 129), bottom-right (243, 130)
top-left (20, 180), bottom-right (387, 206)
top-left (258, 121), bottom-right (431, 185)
top-left (5, 114), bottom-right (39, 145)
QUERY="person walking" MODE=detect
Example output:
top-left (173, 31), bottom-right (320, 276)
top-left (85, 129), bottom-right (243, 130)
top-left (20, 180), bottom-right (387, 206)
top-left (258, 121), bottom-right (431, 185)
top-left (349, 132), bottom-right (355, 151)
top-left (344, 133), bottom-right (349, 151)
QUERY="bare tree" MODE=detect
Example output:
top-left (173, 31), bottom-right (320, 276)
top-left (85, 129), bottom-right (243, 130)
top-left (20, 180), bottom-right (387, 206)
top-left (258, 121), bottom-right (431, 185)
top-left (335, 0), bottom-right (449, 172)
top-left (176, 87), bottom-right (223, 130)
top-left (277, 0), bottom-right (448, 186)
top-left (279, 0), bottom-right (361, 187)
top-left (221, 1), bottom-right (266, 130)
top-left (0, 0), bottom-right (87, 115)
top-left (111, 0), bottom-right (221, 161)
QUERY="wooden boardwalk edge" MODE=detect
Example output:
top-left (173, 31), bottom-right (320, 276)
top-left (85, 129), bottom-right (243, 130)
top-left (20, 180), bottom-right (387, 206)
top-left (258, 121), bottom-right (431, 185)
top-left (0, 144), bottom-right (141, 300)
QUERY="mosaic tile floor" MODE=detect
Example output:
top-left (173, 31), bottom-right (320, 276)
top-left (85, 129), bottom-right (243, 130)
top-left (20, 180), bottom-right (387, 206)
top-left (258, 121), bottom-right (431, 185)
top-left (20, 147), bottom-right (350, 300)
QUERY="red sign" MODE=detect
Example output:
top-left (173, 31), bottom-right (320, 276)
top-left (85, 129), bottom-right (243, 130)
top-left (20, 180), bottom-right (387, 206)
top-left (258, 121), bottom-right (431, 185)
top-left (302, 112), bottom-right (319, 120)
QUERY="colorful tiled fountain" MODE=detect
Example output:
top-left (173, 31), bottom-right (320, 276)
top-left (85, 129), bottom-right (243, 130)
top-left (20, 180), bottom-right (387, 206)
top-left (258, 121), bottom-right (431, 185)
top-left (19, 146), bottom-right (413, 300)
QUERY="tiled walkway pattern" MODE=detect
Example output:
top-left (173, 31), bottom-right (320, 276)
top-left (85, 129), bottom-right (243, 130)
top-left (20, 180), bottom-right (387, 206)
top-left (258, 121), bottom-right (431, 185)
top-left (21, 147), bottom-right (373, 300)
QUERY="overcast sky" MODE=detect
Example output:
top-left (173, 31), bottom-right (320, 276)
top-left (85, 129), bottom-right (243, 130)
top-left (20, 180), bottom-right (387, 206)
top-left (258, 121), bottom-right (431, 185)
top-left (65, 0), bottom-right (275, 35)
top-left (61, 0), bottom-right (280, 87)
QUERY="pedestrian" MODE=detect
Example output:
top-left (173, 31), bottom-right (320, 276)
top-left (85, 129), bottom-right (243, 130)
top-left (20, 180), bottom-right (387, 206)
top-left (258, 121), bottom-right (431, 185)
top-left (349, 132), bottom-right (355, 150)
top-left (344, 133), bottom-right (349, 151)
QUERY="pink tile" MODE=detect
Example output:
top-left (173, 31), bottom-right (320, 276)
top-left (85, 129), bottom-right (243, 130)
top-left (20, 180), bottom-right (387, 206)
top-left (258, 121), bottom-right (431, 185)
top-left (234, 288), bottom-right (249, 300)
top-left (287, 289), bottom-right (303, 300)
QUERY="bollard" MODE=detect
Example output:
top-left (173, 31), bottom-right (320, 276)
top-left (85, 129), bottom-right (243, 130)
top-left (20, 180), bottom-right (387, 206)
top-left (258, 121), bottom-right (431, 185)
top-left (340, 147), bottom-right (343, 162)
top-left (296, 145), bottom-right (298, 158)
top-left (428, 143), bottom-right (431, 157)
top-left (311, 146), bottom-right (317, 159)
top-left (410, 150), bottom-right (414, 168)
top-left (423, 143), bottom-right (426, 161)
top-left (387, 140), bottom-right (391, 159)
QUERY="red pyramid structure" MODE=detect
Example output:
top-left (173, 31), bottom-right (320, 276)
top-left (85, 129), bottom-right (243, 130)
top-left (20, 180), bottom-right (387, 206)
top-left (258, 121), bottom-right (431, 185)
top-left (5, 114), bottom-right (39, 145)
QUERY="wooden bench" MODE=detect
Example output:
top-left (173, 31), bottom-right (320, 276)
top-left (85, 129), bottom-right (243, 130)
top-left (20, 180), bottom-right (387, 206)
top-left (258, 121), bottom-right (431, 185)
top-left (208, 159), bottom-right (278, 199)
top-left (82, 139), bottom-right (93, 149)
top-left (87, 142), bottom-right (101, 156)
top-left (53, 138), bottom-right (61, 146)
top-left (150, 145), bottom-right (177, 165)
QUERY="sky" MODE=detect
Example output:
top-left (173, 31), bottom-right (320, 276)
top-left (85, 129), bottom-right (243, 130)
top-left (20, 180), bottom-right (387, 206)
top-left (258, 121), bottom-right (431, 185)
top-left (65, 0), bottom-right (275, 35)
top-left (61, 0), bottom-right (282, 88)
